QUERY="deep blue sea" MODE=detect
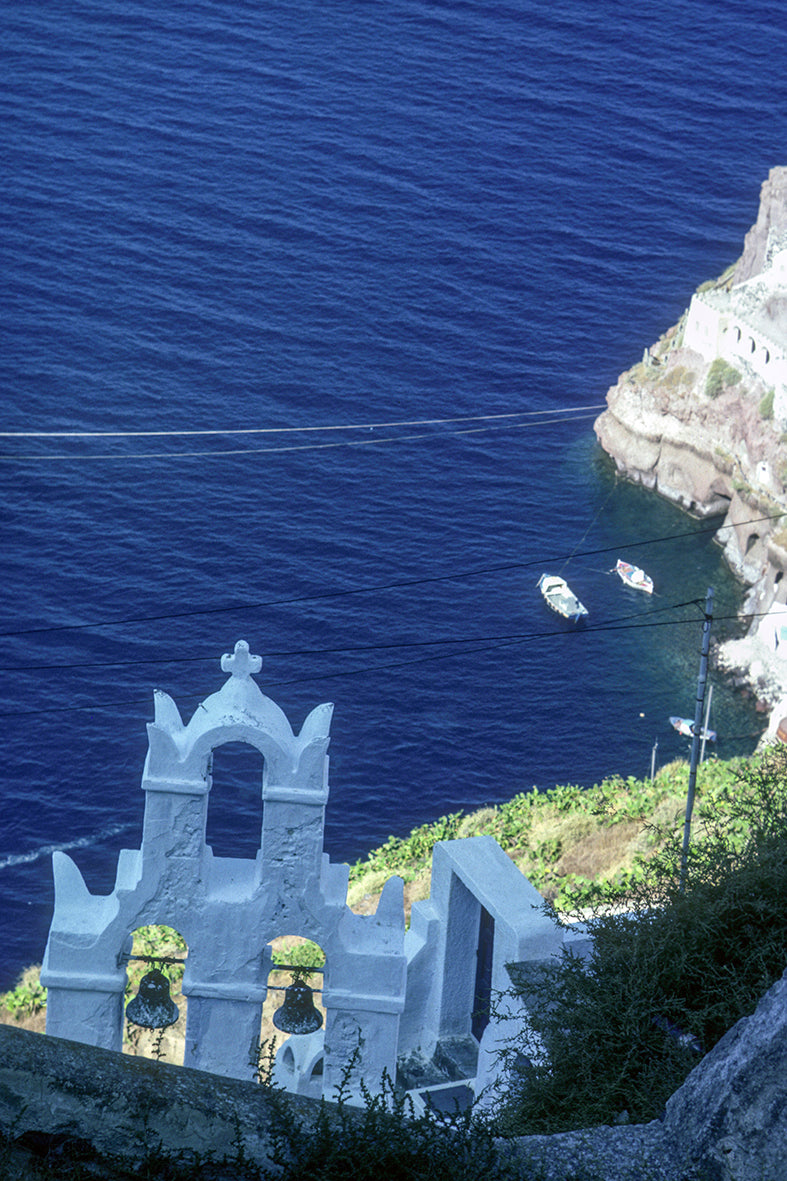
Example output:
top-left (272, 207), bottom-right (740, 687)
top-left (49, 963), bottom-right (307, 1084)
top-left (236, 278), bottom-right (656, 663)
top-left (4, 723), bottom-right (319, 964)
top-left (1, 0), bottom-right (786, 989)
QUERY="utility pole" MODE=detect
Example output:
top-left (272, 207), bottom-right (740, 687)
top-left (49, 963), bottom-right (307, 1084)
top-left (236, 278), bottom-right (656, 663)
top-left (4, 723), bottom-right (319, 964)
top-left (680, 587), bottom-right (714, 892)
top-left (699, 683), bottom-right (713, 766)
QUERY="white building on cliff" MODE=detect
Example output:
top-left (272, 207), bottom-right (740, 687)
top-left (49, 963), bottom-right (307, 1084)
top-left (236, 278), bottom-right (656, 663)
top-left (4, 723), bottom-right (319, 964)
top-left (683, 230), bottom-right (787, 422)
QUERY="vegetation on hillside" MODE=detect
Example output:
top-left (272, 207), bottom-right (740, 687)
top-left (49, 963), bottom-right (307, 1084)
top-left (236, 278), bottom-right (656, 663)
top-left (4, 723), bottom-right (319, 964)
top-left (705, 356), bottom-right (741, 398)
top-left (493, 746), bottom-right (787, 1133)
top-left (346, 755), bottom-right (748, 912)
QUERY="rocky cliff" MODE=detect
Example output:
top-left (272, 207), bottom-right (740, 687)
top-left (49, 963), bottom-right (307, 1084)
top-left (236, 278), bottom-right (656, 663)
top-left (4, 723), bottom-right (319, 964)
top-left (594, 166), bottom-right (787, 630)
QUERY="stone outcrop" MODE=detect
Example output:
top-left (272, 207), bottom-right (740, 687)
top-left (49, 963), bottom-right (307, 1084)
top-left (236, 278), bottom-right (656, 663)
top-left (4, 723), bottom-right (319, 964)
top-left (659, 962), bottom-right (787, 1180)
top-left (595, 167), bottom-right (787, 627)
top-left (733, 166), bottom-right (787, 284)
top-left (0, 1023), bottom-right (302, 1173)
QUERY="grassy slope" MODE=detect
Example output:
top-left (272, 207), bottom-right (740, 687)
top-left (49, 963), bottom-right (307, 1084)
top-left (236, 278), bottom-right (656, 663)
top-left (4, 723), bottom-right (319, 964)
top-left (347, 755), bottom-right (745, 916)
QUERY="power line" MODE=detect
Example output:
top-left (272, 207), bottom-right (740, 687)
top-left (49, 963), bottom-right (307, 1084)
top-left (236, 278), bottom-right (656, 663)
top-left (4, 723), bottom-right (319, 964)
top-left (0, 597), bottom-right (714, 674)
top-left (0, 405), bottom-right (607, 439)
top-left (0, 409), bottom-right (603, 462)
top-left (0, 511), bottom-right (780, 642)
top-left (0, 608), bottom-right (763, 715)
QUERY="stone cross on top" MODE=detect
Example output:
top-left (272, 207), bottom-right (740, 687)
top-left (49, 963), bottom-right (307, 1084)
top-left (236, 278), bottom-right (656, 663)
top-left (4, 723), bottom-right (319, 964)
top-left (220, 639), bottom-right (262, 679)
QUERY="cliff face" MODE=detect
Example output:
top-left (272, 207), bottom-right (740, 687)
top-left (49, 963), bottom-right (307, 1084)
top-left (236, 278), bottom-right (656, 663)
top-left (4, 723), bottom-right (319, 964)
top-left (594, 166), bottom-right (787, 624)
top-left (733, 166), bottom-right (787, 284)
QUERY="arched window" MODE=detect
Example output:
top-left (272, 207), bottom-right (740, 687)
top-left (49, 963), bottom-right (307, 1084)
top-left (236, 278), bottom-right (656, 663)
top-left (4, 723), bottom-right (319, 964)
top-left (206, 741), bottom-right (264, 858)
top-left (124, 924), bottom-right (187, 1066)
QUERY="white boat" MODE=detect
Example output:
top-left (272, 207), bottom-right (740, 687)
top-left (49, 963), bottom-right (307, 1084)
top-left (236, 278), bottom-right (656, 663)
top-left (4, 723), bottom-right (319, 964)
top-left (538, 573), bottom-right (588, 622)
top-left (670, 716), bottom-right (717, 742)
top-left (615, 558), bottom-right (654, 594)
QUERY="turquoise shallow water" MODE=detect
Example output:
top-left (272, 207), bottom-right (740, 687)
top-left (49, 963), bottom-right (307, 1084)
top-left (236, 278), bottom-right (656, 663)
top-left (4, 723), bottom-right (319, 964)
top-left (1, 0), bottom-right (785, 986)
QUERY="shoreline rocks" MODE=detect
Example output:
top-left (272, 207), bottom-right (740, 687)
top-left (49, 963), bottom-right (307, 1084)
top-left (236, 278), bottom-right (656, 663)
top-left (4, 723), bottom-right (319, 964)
top-left (594, 167), bottom-right (787, 729)
top-left (714, 632), bottom-right (787, 746)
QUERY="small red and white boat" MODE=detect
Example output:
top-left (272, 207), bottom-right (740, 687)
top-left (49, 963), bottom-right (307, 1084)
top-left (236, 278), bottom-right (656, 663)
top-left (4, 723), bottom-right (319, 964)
top-left (615, 558), bottom-right (654, 594)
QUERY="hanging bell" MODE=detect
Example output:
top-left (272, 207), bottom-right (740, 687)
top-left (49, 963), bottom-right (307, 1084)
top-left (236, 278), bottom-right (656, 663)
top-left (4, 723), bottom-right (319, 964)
top-left (273, 977), bottom-right (323, 1035)
top-left (126, 969), bottom-right (180, 1029)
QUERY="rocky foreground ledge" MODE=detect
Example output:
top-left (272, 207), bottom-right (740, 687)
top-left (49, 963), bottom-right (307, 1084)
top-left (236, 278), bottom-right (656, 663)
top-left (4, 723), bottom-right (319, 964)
top-left (3, 963), bottom-right (787, 1180)
top-left (594, 166), bottom-right (787, 729)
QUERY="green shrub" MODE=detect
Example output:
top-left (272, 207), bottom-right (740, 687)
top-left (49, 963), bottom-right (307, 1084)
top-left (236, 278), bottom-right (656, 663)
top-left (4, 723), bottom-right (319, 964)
top-left (0, 965), bottom-right (46, 1018)
top-left (271, 939), bottom-right (325, 972)
top-left (660, 364), bottom-right (694, 391)
top-left (760, 387), bottom-right (775, 419)
top-left (705, 358), bottom-right (741, 398)
top-left (495, 747), bottom-right (787, 1134)
top-left (264, 1062), bottom-right (519, 1181)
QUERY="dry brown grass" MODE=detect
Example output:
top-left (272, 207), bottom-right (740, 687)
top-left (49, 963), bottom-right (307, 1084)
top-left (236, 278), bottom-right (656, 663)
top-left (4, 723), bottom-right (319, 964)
top-left (553, 819), bottom-right (643, 879)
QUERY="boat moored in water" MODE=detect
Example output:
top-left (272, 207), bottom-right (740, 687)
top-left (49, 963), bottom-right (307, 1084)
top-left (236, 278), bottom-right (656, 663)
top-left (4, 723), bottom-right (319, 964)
top-left (669, 715), bottom-right (717, 742)
top-left (538, 573), bottom-right (588, 622)
top-left (615, 558), bottom-right (654, 594)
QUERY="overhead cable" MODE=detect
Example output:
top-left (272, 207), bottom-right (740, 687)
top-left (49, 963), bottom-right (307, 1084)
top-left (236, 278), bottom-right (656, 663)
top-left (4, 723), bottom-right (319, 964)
top-left (0, 511), bottom-right (780, 641)
top-left (0, 405), bottom-right (607, 439)
top-left (0, 409), bottom-right (603, 461)
top-left (0, 597), bottom-right (719, 673)
top-left (0, 608), bottom-right (767, 714)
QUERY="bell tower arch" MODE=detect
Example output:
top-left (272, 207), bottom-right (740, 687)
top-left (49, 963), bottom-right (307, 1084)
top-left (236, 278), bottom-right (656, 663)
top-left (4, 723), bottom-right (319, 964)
top-left (41, 641), bottom-right (406, 1095)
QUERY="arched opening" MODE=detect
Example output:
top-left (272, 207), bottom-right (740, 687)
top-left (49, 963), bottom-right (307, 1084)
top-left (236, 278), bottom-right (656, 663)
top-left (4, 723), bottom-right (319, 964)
top-left (206, 741), bottom-right (264, 859)
top-left (123, 924), bottom-right (188, 1066)
top-left (257, 935), bottom-right (326, 1096)
top-left (746, 532), bottom-right (761, 556)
